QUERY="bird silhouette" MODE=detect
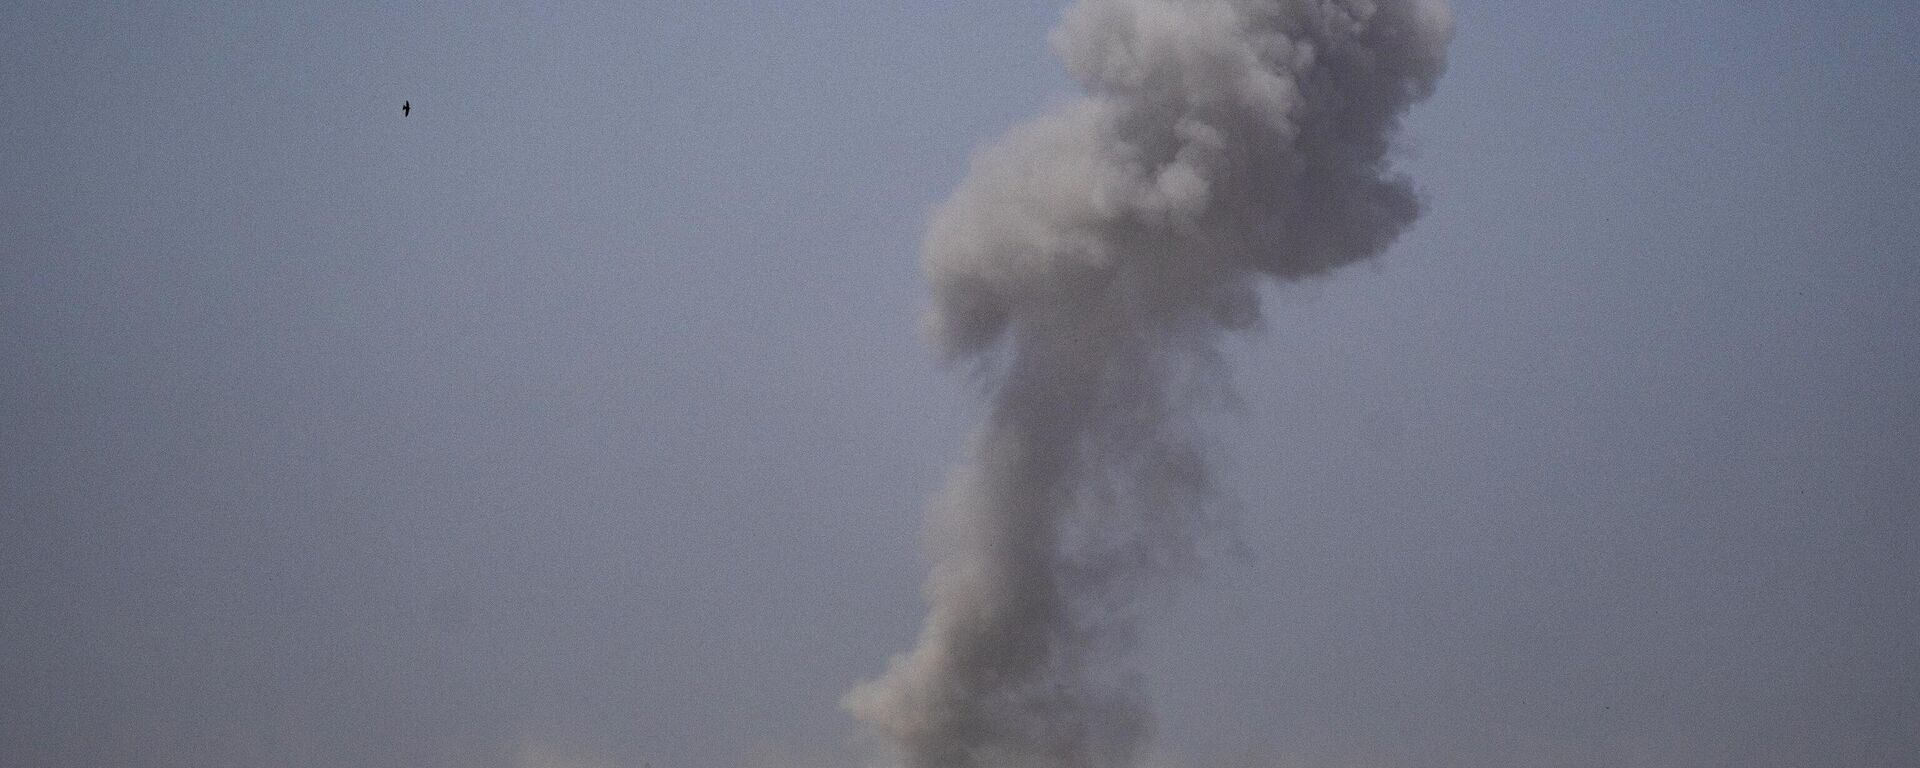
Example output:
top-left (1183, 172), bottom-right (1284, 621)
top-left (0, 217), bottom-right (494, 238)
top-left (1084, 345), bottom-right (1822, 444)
top-left (402, 100), bottom-right (410, 117)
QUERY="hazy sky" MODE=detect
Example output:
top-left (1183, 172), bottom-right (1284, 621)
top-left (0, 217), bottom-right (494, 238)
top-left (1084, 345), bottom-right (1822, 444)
top-left (3, 3), bottom-right (1916, 768)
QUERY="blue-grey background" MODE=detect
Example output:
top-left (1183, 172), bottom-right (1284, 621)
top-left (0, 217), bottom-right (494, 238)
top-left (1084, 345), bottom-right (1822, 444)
top-left (3, 2), bottom-right (1915, 767)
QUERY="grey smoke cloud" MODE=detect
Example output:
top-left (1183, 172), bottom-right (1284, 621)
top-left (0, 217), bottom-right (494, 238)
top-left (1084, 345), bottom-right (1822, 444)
top-left (844, 2), bottom-right (1451, 767)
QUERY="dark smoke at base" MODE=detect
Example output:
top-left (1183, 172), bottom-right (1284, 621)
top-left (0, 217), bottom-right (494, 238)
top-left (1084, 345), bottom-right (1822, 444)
top-left (846, 2), bottom-right (1451, 767)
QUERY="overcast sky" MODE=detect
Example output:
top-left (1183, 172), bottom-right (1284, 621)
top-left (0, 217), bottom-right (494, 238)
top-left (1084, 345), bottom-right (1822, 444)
top-left (3, 2), bottom-right (1916, 768)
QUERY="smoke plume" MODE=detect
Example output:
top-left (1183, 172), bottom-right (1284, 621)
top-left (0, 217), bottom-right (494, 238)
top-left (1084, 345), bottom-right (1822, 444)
top-left (846, 2), bottom-right (1451, 767)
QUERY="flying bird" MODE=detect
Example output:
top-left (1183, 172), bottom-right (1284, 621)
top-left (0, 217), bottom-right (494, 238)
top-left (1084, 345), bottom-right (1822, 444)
top-left (402, 100), bottom-right (410, 117)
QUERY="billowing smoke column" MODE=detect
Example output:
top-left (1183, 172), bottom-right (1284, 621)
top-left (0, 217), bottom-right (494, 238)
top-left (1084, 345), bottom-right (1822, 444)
top-left (845, 2), bottom-right (1451, 767)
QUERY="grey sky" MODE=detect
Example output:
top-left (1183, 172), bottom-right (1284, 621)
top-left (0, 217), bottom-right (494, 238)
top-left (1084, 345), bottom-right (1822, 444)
top-left (3, 2), bottom-right (1916, 768)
